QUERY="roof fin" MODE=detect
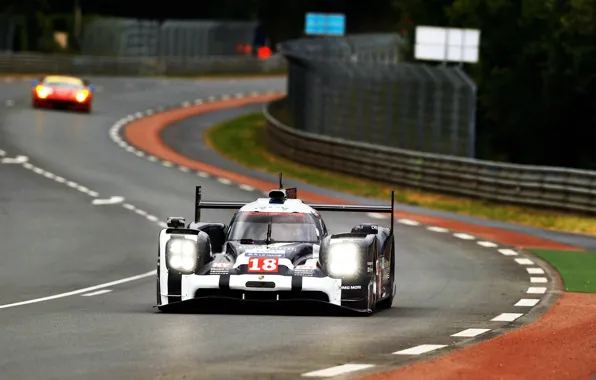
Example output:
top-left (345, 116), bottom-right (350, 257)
top-left (279, 172), bottom-right (283, 189)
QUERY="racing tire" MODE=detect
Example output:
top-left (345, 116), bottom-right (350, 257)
top-left (376, 245), bottom-right (395, 310)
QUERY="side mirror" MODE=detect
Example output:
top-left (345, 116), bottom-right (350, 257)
top-left (88, 84), bottom-right (95, 91)
top-left (31, 79), bottom-right (39, 87)
top-left (166, 217), bottom-right (186, 228)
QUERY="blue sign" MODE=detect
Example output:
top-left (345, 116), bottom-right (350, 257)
top-left (305, 13), bottom-right (345, 36)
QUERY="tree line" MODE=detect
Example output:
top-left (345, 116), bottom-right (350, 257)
top-left (2, 0), bottom-right (595, 169)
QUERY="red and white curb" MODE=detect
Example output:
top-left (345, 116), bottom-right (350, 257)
top-left (106, 94), bottom-right (555, 378)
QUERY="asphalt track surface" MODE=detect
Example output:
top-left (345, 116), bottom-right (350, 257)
top-left (0, 77), bottom-right (582, 380)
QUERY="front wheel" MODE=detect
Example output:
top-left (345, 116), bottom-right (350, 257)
top-left (377, 246), bottom-right (395, 310)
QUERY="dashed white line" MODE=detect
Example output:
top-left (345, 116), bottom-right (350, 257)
top-left (515, 258), bottom-right (534, 265)
top-left (146, 215), bottom-right (159, 222)
top-left (217, 177), bottom-right (232, 185)
top-left (158, 221), bottom-right (168, 228)
top-left (178, 166), bottom-right (190, 172)
top-left (490, 313), bottom-right (524, 322)
top-left (135, 209), bottom-right (148, 216)
top-left (0, 271), bottom-right (155, 309)
top-left (81, 289), bottom-right (112, 297)
top-left (162, 161), bottom-right (173, 167)
top-left (453, 233), bottom-right (475, 240)
top-left (451, 328), bottom-right (491, 337)
top-left (526, 267), bottom-right (545, 274)
top-left (499, 249), bottom-right (519, 256)
top-left (55, 177), bottom-right (66, 183)
top-left (123, 203), bottom-right (136, 211)
top-left (197, 172), bottom-right (210, 178)
top-left (92, 196), bottom-right (124, 206)
top-left (239, 184), bottom-right (255, 192)
top-left (477, 241), bottom-right (498, 247)
top-left (148, 156), bottom-right (157, 162)
top-left (515, 299), bottom-right (540, 307)
top-left (367, 212), bottom-right (388, 219)
top-left (88, 191), bottom-right (99, 197)
top-left (393, 344), bottom-right (447, 355)
top-left (427, 226), bottom-right (448, 232)
top-left (302, 364), bottom-right (375, 378)
top-left (0, 149), bottom-right (5, 156)
top-left (530, 277), bottom-right (548, 283)
top-left (397, 219), bottom-right (419, 226)
top-left (527, 287), bottom-right (547, 294)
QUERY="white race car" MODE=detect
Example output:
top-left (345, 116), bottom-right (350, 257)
top-left (156, 176), bottom-right (396, 314)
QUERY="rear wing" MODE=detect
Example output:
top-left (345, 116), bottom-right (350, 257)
top-left (193, 185), bottom-right (395, 236)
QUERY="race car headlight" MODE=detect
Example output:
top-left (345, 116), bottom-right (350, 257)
top-left (35, 85), bottom-right (52, 99)
top-left (166, 238), bottom-right (198, 273)
top-left (75, 90), bottom-right (89, 102)
top-left (327, 243), bottom-right (360, 277)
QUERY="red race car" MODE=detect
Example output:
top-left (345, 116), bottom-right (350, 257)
top-left (31, 75), bottom-right (94, 113)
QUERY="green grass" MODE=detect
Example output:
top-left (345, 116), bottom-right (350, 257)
top-left (528, 249), bottom-right (596, 293)
top-left (205, 112), bottom-right (596, 236)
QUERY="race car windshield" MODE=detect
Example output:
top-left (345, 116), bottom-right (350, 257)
top-left (228, 212), bottom-right (319, 243)
top-left (43, 81), bottom-right (84, 89)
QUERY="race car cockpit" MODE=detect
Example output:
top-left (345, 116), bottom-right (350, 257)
top-left (227, 212), bottom-right (321, 244)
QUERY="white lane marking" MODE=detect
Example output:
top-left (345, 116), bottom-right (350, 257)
top-left (477, 241), bottom-right (498, 247)
top-left (55, 176), bottom-right (66, 183)
top-left (146, 215), bottom-right (159, 222)
top-left (67, 181), bottom-right (78, 188)
top-left (44, 172), bottom-right (55, 179)
top-left (451, 328), bottom-right (491, 337)
top-left (148, 156), bottom-right (157, 162)
top-left (178, 166), bottom-right (190, 172)
top-left (453, 233), bottom-right (475, 240)
top-left (527, 287), bottom-right (547, 294)
top-left (217, 177), bottom-right (232, 185)
top-left (92, 196), bottom-right (124, 206)
top-left (515, 299), bottom-right (540, 307)
top-left (81, 289), bottom-right (112, 296)
top-left (526, 267), bottom-right (545, 274)
top-left (397, 219), bottom-right (419, 226)
top-left (239, 184), bottom-right (255, 192)
top-left (135, 209), bottom-right (148, 216)
top-left (427, 226), bottom-right (448, 232)
top-left (136, 151), bottom-right (145, 157)
top-left (6, 99), bottom-right (14, 107)
top-left (123, 203), bottom-right (136, 211)
top-left (499, 249), bottom-right (519, 256)
top-left (490, 313), bottom-right (524, 322)
top-left (515, 258), bottom-right (534, 265)
top-left (23, 162), bottom-right (33, 169)
top-left (197, 172), bottom-right (210, 178)
top-left (302, 364), bottom-right (375, 378)
top-left (393, 344), bottom-right (447, 355)
top-left (367, 212), bottom-right (388, 219)
top-left (1, 155), bottom-right (28, 164)
top-left (162, 161), bottom-right (173, 167)
top-left (0, 149), bottom-right (5, 156)
top-left (158, 221), bottom-right (168, 228)
top-left (32, 167), bottom-right (44, 174)
top-left (530, 277), bottom-right (548, 283)
top-left (0, 271), bottom-right (155, 309)
top-left (88, 191), bottom-right (99, 197)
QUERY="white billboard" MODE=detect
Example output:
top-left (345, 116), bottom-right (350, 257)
top-left (414, 26), bottom-right (481, 63)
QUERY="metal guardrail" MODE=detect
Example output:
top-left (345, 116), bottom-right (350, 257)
top-left (264, 99), bottom-right (596, 214)
top-left (0, 52), bottom-right (286, 76)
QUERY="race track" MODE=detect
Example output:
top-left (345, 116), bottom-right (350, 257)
top-left (0, 77), bottom-right (559, 379)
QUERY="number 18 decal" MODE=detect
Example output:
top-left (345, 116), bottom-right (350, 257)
top-left (248, 258), bottom-right (279, 272)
